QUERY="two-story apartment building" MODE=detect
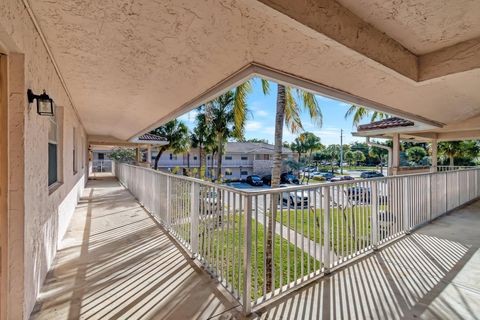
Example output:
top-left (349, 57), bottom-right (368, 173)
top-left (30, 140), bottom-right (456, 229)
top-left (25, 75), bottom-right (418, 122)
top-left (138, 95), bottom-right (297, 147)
top-left (153, 142), bottom-right (297, 179)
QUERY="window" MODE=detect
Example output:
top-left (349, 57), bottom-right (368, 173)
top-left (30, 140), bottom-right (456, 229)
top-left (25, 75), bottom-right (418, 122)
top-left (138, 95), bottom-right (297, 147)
top-left (241, 170), bottom-right (248, 175)
top-left (225, 169), bottom-right (232, 176)
top-left (169, 153), bottom-right (177, 160)
top-left (225, 156), bottom-right (232, 160)
top-left (241, 156), bottom-right (248, 160)
top-left (72, 127), bottom-right (77, 174)
top-left (98, 153), bottom-right (105, 160)
top-left (48, 108), bottom-right (59, 186)
top-left (193, 156), bottom-right (198, 160)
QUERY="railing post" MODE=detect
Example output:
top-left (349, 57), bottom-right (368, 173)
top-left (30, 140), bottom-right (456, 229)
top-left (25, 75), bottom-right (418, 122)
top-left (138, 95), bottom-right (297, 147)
top-left (190, 182), bottom-right (200, 259)
top-left (242, 194), bottom-right (252, 315)
top-left (166, 176), bottom-right (171, 228)
top-left (427, 174), bottom-right (432, 222)
top-left (403, 177), bottom-right (410, 234)
top-left (371, 181), bottom-right (378, 250)
top-left (323, 186), bottom-right (331, 273)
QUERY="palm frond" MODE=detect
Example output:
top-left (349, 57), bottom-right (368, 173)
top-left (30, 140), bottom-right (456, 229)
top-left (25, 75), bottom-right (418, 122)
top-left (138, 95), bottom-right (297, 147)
top-left (232, 82), bottom-right (251, 138)
top-left (260, 78), bottom-right (270, 95)
top-left (284, 87), bottom-right (302, 133)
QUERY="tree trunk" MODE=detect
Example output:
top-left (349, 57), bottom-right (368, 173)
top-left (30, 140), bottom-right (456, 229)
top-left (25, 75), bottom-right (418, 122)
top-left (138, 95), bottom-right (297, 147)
top-left (154, 146), bottom-right (168, 170)
top-left (211, 152), bottom-right (215, 178)
top-left (199, 146), bottom-right (205, 169)
top-left (187, 153), bottom-right (190, 169)
top-left (216, 136), bottom-right (224, 183)
top-left (266, 84), bottom-right (286, 293)
top-left (449, 155), bottom-right (454, 166)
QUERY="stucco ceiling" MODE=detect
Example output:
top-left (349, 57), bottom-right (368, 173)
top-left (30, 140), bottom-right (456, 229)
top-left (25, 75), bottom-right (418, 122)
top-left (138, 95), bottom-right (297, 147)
top-left (27, 0), bottom-right (480, 141)
top-left (337, 0), bottom-right (480, 55)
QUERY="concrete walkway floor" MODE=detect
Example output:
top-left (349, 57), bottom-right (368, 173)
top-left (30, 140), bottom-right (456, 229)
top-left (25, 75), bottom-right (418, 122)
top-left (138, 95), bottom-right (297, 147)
top-left (30, 176), bottom-right (241, 320)
top-left (252, 199), bottom-right (480, 320)
top-left (31, 175), bottom-right (480, 320)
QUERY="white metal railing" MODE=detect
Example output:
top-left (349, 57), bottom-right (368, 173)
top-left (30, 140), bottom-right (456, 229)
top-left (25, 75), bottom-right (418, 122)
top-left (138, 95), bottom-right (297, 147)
top-left (114, 162), bottom-right (480, 315)
top-left (92, 160), bottom-right (112, 172)
top-left (438, 165), bottom-right (477, 172)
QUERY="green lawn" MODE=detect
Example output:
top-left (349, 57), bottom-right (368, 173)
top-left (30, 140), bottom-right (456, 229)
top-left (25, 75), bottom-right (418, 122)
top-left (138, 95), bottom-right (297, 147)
top-left (198, 214), bottom-right (321, 299)
top-left (275, 206), bottom-right (372, 256)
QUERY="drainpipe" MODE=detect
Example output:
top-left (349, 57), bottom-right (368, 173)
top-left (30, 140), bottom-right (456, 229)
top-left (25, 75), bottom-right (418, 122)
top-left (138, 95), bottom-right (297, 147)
top-left (366, 137), bottom-right (392, 175)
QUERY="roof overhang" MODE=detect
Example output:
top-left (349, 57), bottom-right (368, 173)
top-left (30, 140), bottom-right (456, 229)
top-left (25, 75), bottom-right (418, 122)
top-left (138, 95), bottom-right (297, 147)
top-left (9, 0), bottom-right (479, 142)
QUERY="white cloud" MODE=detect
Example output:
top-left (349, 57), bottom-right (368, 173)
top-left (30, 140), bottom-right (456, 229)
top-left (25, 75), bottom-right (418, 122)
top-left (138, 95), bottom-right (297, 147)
top-left (246, 121), bottom-right (263, 130)
top-left (255, 110), bottom-right (269, 117)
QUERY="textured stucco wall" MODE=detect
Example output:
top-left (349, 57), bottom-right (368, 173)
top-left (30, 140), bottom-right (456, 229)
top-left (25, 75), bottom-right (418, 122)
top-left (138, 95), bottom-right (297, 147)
top-left (0, 0), bottom-right (89, 318)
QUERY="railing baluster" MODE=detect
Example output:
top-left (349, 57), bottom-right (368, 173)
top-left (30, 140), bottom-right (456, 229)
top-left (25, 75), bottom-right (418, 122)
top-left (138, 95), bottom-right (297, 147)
top-left (323, 186), bottom-right (330, 274)
top-left (242, 194), bottom-right (252, 314)
top-left (190, 182), bottom-right (199, 258)
top-left (371, 181), bottom-right (378, 250)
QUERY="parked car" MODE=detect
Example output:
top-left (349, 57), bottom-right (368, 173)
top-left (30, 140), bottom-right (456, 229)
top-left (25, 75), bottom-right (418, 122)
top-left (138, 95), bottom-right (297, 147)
top-left (360, 171), bottom-right (384, 179)
top-left (278, 185), bottom-right (310, 207)
top-left (330, 175), bottom-right (355, 182)
top-left (321, 172), bottom-right (335, 180)
top-left (262, 173), bottom-right (300, 186)
top-left (346, 186), bottom-right (370, 203)
top-left (246, 175), bottom-right (264, 186)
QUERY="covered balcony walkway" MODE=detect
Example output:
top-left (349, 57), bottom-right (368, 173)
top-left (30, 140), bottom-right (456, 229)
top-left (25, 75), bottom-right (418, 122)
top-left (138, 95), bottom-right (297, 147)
top-left (30, 175), bottom-right (241, 320)
top-left (31, 175), bottom-right (480, 320)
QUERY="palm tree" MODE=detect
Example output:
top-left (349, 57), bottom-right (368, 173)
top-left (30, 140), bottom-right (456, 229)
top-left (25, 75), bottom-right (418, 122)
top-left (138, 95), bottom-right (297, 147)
top-left (345, 105), bottom-right (389, 127)
top-left (151, 120), bottom-right (190, 170)
top-left (260, 80), bottom-right (322, 292)
top-left (438, 141), bottom-right (479, 166)
top-left (205, 89), bottom-right (249, 181)
top-left (191, 108), bottom-right (215, 175)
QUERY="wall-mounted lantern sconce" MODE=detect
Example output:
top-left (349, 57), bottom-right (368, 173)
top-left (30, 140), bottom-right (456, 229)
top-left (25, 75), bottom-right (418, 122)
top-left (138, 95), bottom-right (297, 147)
top-left (27, 89), bottom-right (54, 116)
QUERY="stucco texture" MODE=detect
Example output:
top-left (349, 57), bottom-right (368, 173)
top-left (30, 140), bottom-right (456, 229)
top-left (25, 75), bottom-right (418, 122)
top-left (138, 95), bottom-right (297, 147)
top-left (24, 0), bottom-right (480, 142)
top-left (0, 0), bottom-right (89, 318)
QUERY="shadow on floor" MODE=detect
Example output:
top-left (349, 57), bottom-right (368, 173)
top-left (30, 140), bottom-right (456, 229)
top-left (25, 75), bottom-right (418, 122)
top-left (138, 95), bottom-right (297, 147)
top-left (30, 176), bottom-right (240, 320)
top-left (251, 203), bottom-right (480, 320)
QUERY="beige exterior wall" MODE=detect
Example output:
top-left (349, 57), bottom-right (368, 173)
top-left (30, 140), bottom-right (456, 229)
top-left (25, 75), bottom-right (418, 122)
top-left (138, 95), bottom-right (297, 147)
top-left (0, 1), bottom-right (89, 318)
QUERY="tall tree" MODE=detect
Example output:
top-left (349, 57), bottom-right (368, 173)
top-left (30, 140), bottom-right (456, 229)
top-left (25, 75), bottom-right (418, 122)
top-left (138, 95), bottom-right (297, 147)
top-left (353, 150), bottom-right (366, 165)
top-left (438, 141), bottom-right (479, 166)
top-left (406, 146), bottom-right (427, 163)
top-left (151, 120), bottom-right (190, 170)
top-left (205, 88), bottom-right (249, 181)
top-left (191, 108), bottom-right (215, 174)
top-left (300, 132), bottom-right (323, 162)
top-left (261, 80), bottom-right (322, 292)
top-left (345, 105), bottom-right (389, 127)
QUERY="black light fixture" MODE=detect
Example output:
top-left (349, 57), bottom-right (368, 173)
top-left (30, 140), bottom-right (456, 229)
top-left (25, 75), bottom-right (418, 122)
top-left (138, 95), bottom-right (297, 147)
top-left (27, 89), bottom-right (54, 116)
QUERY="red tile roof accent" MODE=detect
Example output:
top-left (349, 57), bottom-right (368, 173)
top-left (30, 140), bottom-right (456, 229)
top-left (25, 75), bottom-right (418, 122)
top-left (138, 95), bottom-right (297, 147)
top-left (138, 133), bottom-right (166, 141)
top-left (357, 117), bottom-right (414, 131)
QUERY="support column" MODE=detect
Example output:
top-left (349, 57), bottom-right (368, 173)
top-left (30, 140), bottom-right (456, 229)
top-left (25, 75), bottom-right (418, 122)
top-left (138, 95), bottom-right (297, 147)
top-left (392, 133), bottom-right (400, 176)
top-left (430, 139), bottom-right (438, 172)
top-left (146, 145), bottom-right (152, 166)
top-left (136, 147), bottom-right (141, 164)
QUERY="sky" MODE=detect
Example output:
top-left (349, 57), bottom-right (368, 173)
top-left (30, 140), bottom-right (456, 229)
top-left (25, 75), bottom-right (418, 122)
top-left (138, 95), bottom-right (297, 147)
top-left (178, 77), bottom-right (371, 146)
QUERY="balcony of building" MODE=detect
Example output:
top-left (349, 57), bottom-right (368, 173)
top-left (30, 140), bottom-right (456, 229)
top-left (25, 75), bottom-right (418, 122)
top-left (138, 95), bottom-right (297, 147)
top-left (30, 166), bottom-right (480, 319)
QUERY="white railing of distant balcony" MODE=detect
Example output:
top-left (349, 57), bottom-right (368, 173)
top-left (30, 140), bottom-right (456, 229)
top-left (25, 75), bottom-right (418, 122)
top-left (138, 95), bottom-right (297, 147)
top-left (91, 160), bottom-right (113, 172)
top-left (114, 162), bottom-right (480, 315)
top-left (437, 165), bottom-right (478, 172)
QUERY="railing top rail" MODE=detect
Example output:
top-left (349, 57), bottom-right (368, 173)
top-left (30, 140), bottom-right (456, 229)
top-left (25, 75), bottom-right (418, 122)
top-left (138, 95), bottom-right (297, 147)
top-left (115, 161), bottom-right (480, 196)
